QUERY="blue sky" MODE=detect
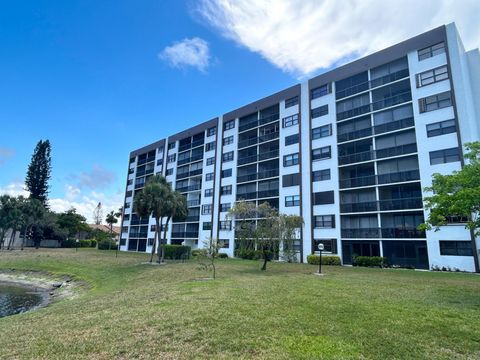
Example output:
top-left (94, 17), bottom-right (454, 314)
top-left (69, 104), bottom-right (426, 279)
top-left (0, 0), bottom-right (478, 222)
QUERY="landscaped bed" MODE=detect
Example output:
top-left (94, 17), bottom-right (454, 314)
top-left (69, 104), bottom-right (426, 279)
top-left (0, 248), bottom-right (478, 359)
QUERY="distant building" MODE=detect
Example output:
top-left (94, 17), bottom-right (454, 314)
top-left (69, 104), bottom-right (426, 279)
top-left (120, 24), bottom-right (480, 272)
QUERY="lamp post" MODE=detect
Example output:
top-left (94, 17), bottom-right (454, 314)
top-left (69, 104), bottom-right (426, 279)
top-left (317, 243), bottom-right (324, 274)
top-left (76, 239), bottom-right (79, 252)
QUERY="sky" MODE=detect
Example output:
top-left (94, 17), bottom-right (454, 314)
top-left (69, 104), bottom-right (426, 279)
top-left (0, 0), bottom-right (479, 223)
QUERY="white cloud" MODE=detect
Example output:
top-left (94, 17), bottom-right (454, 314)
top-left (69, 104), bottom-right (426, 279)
top-left (0, 182), bottom-right (29, 197)
top-left (69, 165), bottom-right (116, 190)
top-left (196, 0), bottom-right (480, 77)
top-left (159, 37), bottom-right (211, 72)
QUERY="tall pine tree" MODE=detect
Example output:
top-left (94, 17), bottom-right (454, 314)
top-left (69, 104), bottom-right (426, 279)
top-left (25, 140), bottom-right (52, 205)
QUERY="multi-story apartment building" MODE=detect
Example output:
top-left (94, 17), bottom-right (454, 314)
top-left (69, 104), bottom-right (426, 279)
top-left (120, 24), bottom-right (480, 272)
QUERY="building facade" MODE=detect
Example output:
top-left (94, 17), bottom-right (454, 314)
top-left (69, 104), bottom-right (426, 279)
top-left (120, 24), bottom-right (480, 272)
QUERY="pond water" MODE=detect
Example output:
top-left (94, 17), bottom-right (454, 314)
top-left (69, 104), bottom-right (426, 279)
top-left (0, 283), bottom-right (45, 318)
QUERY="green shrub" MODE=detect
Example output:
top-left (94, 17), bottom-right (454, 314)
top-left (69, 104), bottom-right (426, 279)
top-left (234, 249), bottom-right (267, 260)
top-left (161, 245), bottom-right (191, 260)
top-left (353, 256), bottom-right (388, 267)
top-left (218, 253), bottom-right (228, 259)
top-left (98, 239), bottom-right (118, 250)
top-left (89, 239), bottom-right (97, 248)
top-left (60, 239), bottom-right (77, 248)
top-left (191, 249), bottom-right (203, 257)
top-left (307, 254), bottom-right (341, 266)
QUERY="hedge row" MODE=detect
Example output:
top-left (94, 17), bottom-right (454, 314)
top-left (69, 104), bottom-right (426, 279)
top-left (98, 239), bottom-right (118, 250)
top-left (61, 239), bottom-right (97, 248)
top-left (353, 256), bottom-right (388, 267)
top-left (306, 255), bottom-right (341, 266)
top-left (234, 249), bottom-right (273, 260)
top-left (161, 245), bottom-right (191, 260)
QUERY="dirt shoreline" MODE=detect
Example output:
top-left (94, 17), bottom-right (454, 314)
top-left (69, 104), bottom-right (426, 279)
top-left (0, 270), bottom-right (80, 314)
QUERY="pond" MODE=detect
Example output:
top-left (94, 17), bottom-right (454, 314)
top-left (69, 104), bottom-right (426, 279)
top-left (0, 282), bottom-right (46, 318)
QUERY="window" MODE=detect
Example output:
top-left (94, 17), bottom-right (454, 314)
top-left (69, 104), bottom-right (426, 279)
top-left (224, 120), bottom-right (235, 130)
top-left (312, 169), bottom-right (331, 182)
top-left (202, 204), bottom-right (212, 215)
top-left (126, 190), bottom-right (133, 197)
top-left (426, 119), bottom-right (456, 137)
top-left (127, 179), bottom-right (133, 186)
top-left (311, 105), bottom-right (329, 118)
top-left (223, 151), bottom-right (234, 162)
top-left (314, 215), bottom-right (335, 228)
top-left (283, 114), bottom-right (299, 128)
top-left (283, 153), bottom-right (299, 167)
top-left (419, 91), bottom-right (452, 113)
top-left (205, 141), bottom-right (216, 152)
top-left (223, 135), bottom-right (234, 146)
top-left (128, 168), bottom-right (134, 174)
top-left (285, 195), bottom-right (300, 207)
top-left (123, 214), bottom-right (130, 221)
top-left (148, 238), bottom-right (154, 246)
top-left (219, 221), bottom-right (232, 230)
top-left (221, 185), bottom-right (232, 195)
top-left (120, 238), bottom-right (126, 246)
top-left (282, 173), bottom-right (300, 187)
top-left (206, 157), bottom-right (215, 165)
top-left (285, 134), bottom-right (299, 146)
top-left (205, 172), bottom-right (214, 181)
top-left (124, 202), bottom-right (131, 209)
top-left (429, 147), bottom-right (460, 165)
top-left (439, 241), bottom-right (473, 256)
top-left (220, 239), bottom-right (230, 248)
top-left (311, 83), bottom-right (330, 99)
top-left (156, 159), bottom-right (162, 166)
top-left (220, 203), bottom-right (231, 212)
top-left (122, 226), bottom-right (128, 233)
top-left (418, 42), bottom-right (445, 61)
top-left (417, 66), bottom-right (449, 87)
top-left (312, 124), bottom-right (332, 139)
top-left (168, 142), bottom-right (175, 150)
top-left (150, 225), bottom-right (156, 232)
top-left (313, 239), bottom-right (337, 254)
top-left (221, 169), bottom-right (232, 178)
top-left (129, 157), bottom-right (135, 163)
top-left (165, 168), bottom-right (173, 176)
top-left (313, 191), bottom-right (334, 205)
top-left (203, 222), bottom-right (212, 231)
top-left (207, 127), bottom-right (216, 137)
top-left (167, 154), bottom-right (176, 163)
top-left (312, 146), bottom-right (331, 161)
top-left (205, 188), bottom-right (213, 197)
top-left (285, 96), bottom-right (299, 108)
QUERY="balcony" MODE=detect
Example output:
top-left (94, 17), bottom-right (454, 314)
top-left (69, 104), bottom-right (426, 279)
top-left (340, 197), bottom-right (423, 213)
top-left (187, 199), bottom-right (201, 207)
top-left (171, 231), bottom-right (199, 239)
top-left (335, 68), bottom-right (409, 100)
top-left (341, 228), bottom-right (381, 238)
top-left (337, 117), bottom-right (415, 143)
top-left (136, 168), bottom-right (154, 177)
top-left (238, 114), bottom-right (279, 133)
top-left (129, 232), bottom-right (148, 238)
top-left (339, 143), bottom-right (417, 166)
top-left (178, 139), bottom-right (205, 153)
top-left (238, 149), bottom-right (279, 166)
top-left (176, 184), bottom-right (202, 193)
top-left (184, 215), bottom-right (200, 222)
top-left (137, 156), bottom-right (156, 166)
top-left (176, 168), bottom-right (203, 180)
top-left (337, 91), bottom-right (412, 121)
top-left (236, 189), bottom-right (279, 201)
top-left (238, 131), bottom-right (279, 149)
top-left (381, 228), bottom-right (426, 238)
top-left (340, 170), bottom-right (420, 189)
top-left (237, 169), bottom-right (279, 183)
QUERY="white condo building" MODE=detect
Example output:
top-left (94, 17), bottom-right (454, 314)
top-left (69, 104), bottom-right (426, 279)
top-left (120, 24), bottom-right (480, 272)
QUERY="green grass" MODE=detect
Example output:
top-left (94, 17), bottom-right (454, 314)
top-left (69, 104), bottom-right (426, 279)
top-left (0, 249), bottom-right (479, 359)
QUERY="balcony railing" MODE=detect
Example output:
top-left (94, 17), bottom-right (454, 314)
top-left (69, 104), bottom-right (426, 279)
top-left (136, 168), bottom-right (154, 177)
top-left (238, 114), bottom-right (279, 133)
top-left (178, 139), bottom-right (205, 153)
top-left (340, 197), bottom-right (423, 213)
top-left (184, 215), bottom-right (200, 222)
top-left (129, 232), bottom-right (148, 238)
top-left (337, 117), bottom-right (415, 143)
top-left (176, 184), bottom-right (202, 193)
top-left (177, 154), bottom-right (203, 166)
top-left (336, 91), bottom-right (412, 121)
top-left (187, 199), bottom-right (201, 207)
top-left (137, 156), bottom-right (156, 166)
top-left (130, 219), bottom-right (149, 225)
top-left (339, 169), bottom-right (420, 189)
top-left (338, 142), bottom-right (417, 166)
top-left (341, 227), bottom-right (425, 239)
top-left (335, 68), bottom-right (409, 100)
top-left (237, 169), bottom-right (279, 183)
top-left (170, 231), bottom-right (199, 239)
top-left (176, 168), bottom-right (203, 180)
top-left (236, 189), bottom-right (279, 201)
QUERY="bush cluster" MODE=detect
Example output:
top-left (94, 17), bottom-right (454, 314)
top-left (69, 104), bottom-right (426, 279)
top-left (61, 239), bottom-right (97, 248)
top-left (306, 254), bottom-right (341, 266)
top-left (161, 245), bottom-right (191, 260)
top-left (218, 253), bottom-right (228, 259)
top-left (98, 239), bottom-right (118, 250)
top-left (353, 256), bottom-right (388, 267)
top-left (191, 249), bottom-right (203, 257)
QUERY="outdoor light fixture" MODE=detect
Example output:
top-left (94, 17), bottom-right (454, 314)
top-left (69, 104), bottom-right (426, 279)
top-left (317, 243), bottom-right (324, 274)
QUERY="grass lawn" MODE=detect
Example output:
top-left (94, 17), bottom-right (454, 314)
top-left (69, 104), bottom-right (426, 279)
top-left (0, 249), bottom-right (479, 359)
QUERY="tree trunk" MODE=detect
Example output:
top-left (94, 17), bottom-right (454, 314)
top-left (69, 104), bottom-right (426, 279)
top-left (261, 249), bottom-right (268, 271)
top-left (109, 224), bottom-right (113, 250)
top-left (161, 216), bottom-right (170, 264)
top-left (7, 227), bottom-right (16, 250)
top-left (212, 258), bottom-right (216, 279)
top-left (0, 229), bottom-right (5, 250)
top-left (149, 224), bottom-right (157, 263)
top-left (21, 226), bottom-right (28, 250)
top-left (156, 218), bottom-right (163, 264)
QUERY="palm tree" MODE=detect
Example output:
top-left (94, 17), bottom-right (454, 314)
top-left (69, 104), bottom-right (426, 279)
top-left (159, 191), bottom-right (188, 263)
top-left (20, 198), bottom-right (45, 250)
top-left (133, 175), bottom-right (171, 263)
top-left (106, 209), bottom-right (121, 250)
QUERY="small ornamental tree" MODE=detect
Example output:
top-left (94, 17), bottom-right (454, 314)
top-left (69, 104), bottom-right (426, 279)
top-left (197, 237), bottom-right (224, 279)
top-left (420, 142), bottom-right (480, 272)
